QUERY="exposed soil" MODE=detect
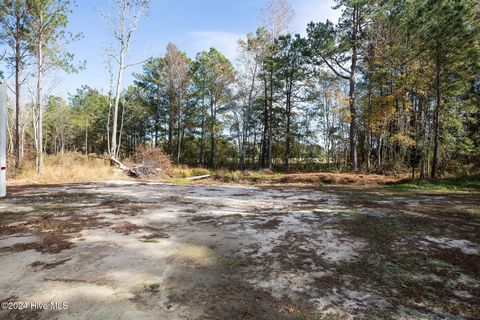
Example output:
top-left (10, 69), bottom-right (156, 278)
top-left (0, 181), bottom-right (478, 319)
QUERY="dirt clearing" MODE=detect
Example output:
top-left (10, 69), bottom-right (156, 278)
top-left (0, 182), bottom-right (479, 319)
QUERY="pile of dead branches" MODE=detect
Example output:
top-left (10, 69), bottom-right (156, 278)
top-left (111, 147), bottom-right (172, 179)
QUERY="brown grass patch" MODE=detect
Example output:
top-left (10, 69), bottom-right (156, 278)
top-left (252, 218), bottom-right (282, 230)
top-left (112, 222), bottom-right (140, 235)
top-left (1, 232), bottom-right (74, 254)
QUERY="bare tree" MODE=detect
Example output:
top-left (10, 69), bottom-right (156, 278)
top-left (101, 0), bottom-right (149, 160)
top-left (260, 0), bottom-right (294, 39)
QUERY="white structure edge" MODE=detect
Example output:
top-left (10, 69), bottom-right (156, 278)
top-left (0, 81), bottom-right (7, 198)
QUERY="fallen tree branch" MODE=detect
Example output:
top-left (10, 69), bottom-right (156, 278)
top-left (186, 175), bottom-right (211, 181)
top-left (110, 156), bottom-right (130, 171)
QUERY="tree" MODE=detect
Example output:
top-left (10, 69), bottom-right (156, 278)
top-left (28, 0), bottom-right (79, 173)
top-left (193, 49), bottom-right (235, 167)
top-left (44, 96), bottom-right (69, 153)
top-left (134, 57), bottom-right (166, 148)
top-left (70, 86), bottom-right (108, 155)
top-left (259, 0), bottom-right (294, 169)
top-left (231, 31), bottom-right (264, 168)
top-left (0, 0), bottom-right (30, 168)
top-left (415, 0), bottom-right (480, 178)
top-left (274, 34), bottom-right (308, 168)
top-left (162, 43), bottom-right (190, 163)
top-left (307, 0), bottom-right (371, 171)
top-left (102, 0), bottom-right (149, 159)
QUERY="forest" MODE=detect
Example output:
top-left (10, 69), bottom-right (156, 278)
top-left (1, 0), bottom-right (479, 179)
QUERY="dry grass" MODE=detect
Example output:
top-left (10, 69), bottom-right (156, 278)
top-left (277, 172), bottom-right (403, 185)
top-left (9, 152), bottom-right (127, 185)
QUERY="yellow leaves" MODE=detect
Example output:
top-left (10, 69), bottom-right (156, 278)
top-left (332, 105), bottom-right (350, 123)
top-left (389, 134), bottom-right (416, 146)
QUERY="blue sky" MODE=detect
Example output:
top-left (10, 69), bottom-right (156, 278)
top-left (51, 0), bottom-right (340, 97)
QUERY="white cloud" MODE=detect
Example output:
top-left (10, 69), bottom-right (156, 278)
top-left (292, 0), bottom-right (341, 35)
top-left (187, 31), bottom-right (245, 61)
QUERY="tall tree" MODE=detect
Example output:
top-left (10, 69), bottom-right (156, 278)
top-left (194, 49), bottom-right (235, 167)
top-left (28, 0), bottom-right (78, 173)
top-left (274, 34), bottom-right (308, 168)
top-left (415, 0), bottom-right (480, 178)
top-left (259, 0), bottom-right (294, 169)
top-left (162, 43), bottom-right (190, 163)
top-left (307, 0), bottom-right (371, 171)
top-left (0, 0), bottom-right (30, 168)
top-left (232, 31), bottom-right (264, 168)
top-left (102, 0), bottom-right (149, 160)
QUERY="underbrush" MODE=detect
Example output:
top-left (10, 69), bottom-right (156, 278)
top-left (9, 152), bottom-right (125, 185)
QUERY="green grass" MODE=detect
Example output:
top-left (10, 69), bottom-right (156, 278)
top-left (244, 172), bottom-right (284, 181)
top-left (217, 257), bottom-right (242, 271)
top-left (145, 282), bottom-right (160, 292)
top-left (167, 177), bottom-right (193, 185)
top-left (387, 178), bottom-right (480, 192)
top-left (142, 239), bottom-right (159, 243)
top-left (172, 166), bottom-right (212, 178)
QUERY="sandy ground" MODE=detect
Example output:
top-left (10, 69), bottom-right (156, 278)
top-left (0, 181), bottom-right (479, 320)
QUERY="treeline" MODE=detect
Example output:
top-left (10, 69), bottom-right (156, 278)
top-left (2, 0), bottom-right (479, 177)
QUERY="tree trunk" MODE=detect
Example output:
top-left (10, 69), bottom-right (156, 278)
top-left (85, 118), bottom-right (88, 155)
top-left (176, 99), bottom-right (182, 164)
top-left (116, 98), bottom-right (126, 158)
top-left (284, 88), bottom-right (292, 169)
top-left (376, 135), bottom-right (382, 168)
top-left (14, 11), bottom-right (21, 168)
top-left (348, 7), bottom-right (358, 171)
top-left (210, 97), bottom-right (216, 167)
top-left (431, 49), bottom-right (441, 179)
top-left (268, 68), bottom-right (274, 169)
top-left (200, 90), bottom-right (206, 166)
top-left (200, 115), bottom-right (205, 166)
top-left (36, 20), bottom-right (44, 174)
top-left (111, 46), bottom-right (125, 158)
top-left (260, 68), bottom-right (268, 168)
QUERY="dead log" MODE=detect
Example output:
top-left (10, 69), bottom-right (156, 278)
top-left (110, 157), bottom-right (130, 172)
top-left (186, 174), bottom-right (211, 181)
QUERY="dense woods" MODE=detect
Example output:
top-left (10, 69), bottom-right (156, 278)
top-left (1, 0), bottom-right (479, 177)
